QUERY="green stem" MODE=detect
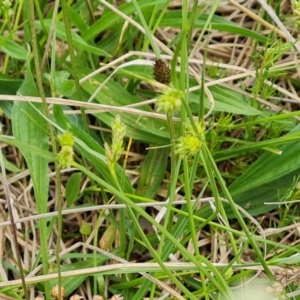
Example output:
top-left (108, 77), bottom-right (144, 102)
top-left (183, 157), bottom-right (199, 255)
top-left (29, 0), bottom-right (65, 298)
top-left (206, 144), bottom-right (273, 280)
top-left (61, 0), bottom-right (89, 133)
top-left (150, 112), bottom-right (178, 299)
top-left (131, 0), bottom-right (160, 58)
top-left (110, 167), bottom-right (127, 258)
top-left (201, 145), bottom-right (239, 260)
top-left (72, 161), bottom-right (236, 299)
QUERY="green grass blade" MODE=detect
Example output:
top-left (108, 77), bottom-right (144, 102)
top-left (159, 12), bottom-right (267, 43)
top-left (35, 20), bottom-right (111, 57)
top-left (11, 66), bottom-right (50, 294)
top-left (136, 147), bottom-right (169, 199)
top-left (227, 124), bottom-right (300, 215)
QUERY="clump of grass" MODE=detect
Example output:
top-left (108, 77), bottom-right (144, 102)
top-left (2, 1), bottom-right (300, 300)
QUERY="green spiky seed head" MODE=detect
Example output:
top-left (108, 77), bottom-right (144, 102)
top-left (176, 135), bottom-right (203, 158)
top-left (156, 88), bottom-right (183, 114)
top-left (58, 131), bottom-right (74, 147)
top-left (58, 146), bottom-right (74, 168)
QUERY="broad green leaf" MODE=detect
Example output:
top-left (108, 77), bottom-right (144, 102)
top-left (94, 274), bottom-right (105, 297)
top-left (0, 77), bottom-right (23, 94)
top-left (43, 71), bottom-right (75, 96)
top-left (136, 147), bottom-right (169, 199)
top-left (12, 73), bottom-right (49, 215)
top-left (11, 55), bottom-right (50, 294)
top-left (213, 133), bottom-right (300, 161)
top-left (0, 38), bottom-right (27, 60)
top-left (227, 123), bottom-right (300, 216)
top-left (66, 172), bottom-right (82, 206)
top-left (190, 85), bottom-right (262, 116)
top-left (0, 77), bottom-right (23, 117)
top-left (35, 20), bottom-right (111, 57)
top-left (96, 27), bottom-right (123, 54)
top-left (117, 65), bottom-right (154, 80)
top-left (210, 85), bottom-right (261, 115)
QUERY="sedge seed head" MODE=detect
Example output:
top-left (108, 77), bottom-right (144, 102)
top-left (58, 131), bottom-right (74, 147)
top-left (58, 131), bottom-right (75, 168)
top-left (112, 115), bottom-right (126, 145)
top-left (186, 121), bottom-right (205, 139)
top-left (105, 115), bottom-right (126, 166)
top-left (176, 135), bottom-right (203, 158)
top-left (156, 88), bottom-right (183, 114)
top-left (153, 59), bottom-right (171, 84)
top-left (58, 146), bottom-right (74, 168)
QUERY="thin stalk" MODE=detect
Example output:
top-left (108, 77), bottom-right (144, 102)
top-left (49, 13), bottom-right (64, 299)
top-left (201, 145), bottom-right (239, 260)
top-left (131, 0), bottom-right (160, 58)
top-left (104, 166), bottom-right (197, 300)
top-left (13, 0), bottom-right (24, 33)
top-left (33, 0), bottom-right (47, 33)
top-left (189, 0), bottom-right (221, 59)
top-left (140, 4), bottom-right (157, 53)
top-left (164, 112), bottom-right (178, 233)
top-left (183, 157), bottom-right (199, 254)
top-left (179, 0), bottom-right (189, 133)
top-left (198, 47), bottom-right (206, 120)
top-left (29, 1), bottom-right (62, 298)
top-left (61, 0), bottom-right (89, 133)
top-left (41, 0), bottom-right (59, 73)
top-left (205, 144), bottom-right (273, 280)
top-left (170, 206), bottom-right (300, 254)
top-left (150, 112), bottom-right (179, 300)
top-left (84, 0), bottom-right (95, 23)
top-left (73, 161), bottom-right (236, 299)
top-left (108, 166), bottom-right (127, 259)
top-left (93, 190), bottom-right (110, 296)
top-left (141, 2), bottom-right (169, 55)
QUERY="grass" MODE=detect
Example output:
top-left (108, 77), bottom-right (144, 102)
top-left (1, 0), bottom-right (300, 299)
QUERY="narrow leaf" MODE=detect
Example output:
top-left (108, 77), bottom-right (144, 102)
top-left (12, 71), bottom-right (49, 214)
top-left (35, 20), bottom-right (111, 57)
top-left (136, 147), bottom-right (169, 199)
top-left (0, 39), bottom-right (28, 60)
top-left (227, 123), bottom-right (300, 216)
top-left (66, 172), bottom-right (82, 207)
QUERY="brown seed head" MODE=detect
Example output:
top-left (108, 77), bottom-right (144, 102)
top-left (153, 59), bottom-right (171, 84)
